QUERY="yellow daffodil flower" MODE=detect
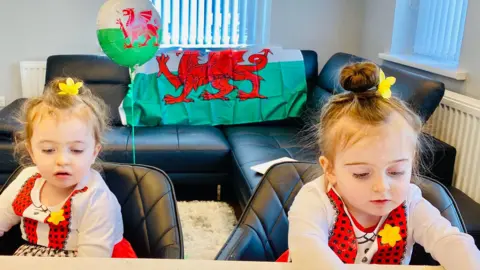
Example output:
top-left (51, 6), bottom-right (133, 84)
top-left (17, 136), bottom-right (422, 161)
top-left (58, 78), bottom-right (83, 96)
top-left (377, 69), bottom-right (396, 99)
top-left (378, 224), bottom-right (402, 247)
top-left (47, 209), bottom-right (66, 225)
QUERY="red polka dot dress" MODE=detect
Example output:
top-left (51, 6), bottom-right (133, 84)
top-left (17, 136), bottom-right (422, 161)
top-left (0, 167), bottom-right (136, 258)
top-left (326, 188), bottom-right (407, 264)
top-left (284, 175), bottom-right (479, 268)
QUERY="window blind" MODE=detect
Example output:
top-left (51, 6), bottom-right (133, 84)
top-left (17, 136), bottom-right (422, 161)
top-left (151, 0), bottom-right (270, 47)
top-left (413, 0), bottom-right (468, 63)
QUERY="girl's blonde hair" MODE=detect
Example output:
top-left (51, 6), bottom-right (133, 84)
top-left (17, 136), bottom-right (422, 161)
top-left (317, 62), bottom-right (430, 176)
top-left (14, 77), bottom-right (110, 166)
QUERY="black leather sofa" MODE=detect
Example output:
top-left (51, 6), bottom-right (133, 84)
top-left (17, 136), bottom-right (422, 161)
top-left (0, 51), bottom-right (478, 244)
top-left (222, 52), bottom-right (458, 208)
top-left (215, 161), bottom-right (467, 266)
top-left (0, 163), bottom-right (183, 258)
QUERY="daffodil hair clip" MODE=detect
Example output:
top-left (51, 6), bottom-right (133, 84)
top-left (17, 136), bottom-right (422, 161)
top-left (58, 77), bottom-right (83, 96)
top-left (377, 69), bottom-right (396, 99)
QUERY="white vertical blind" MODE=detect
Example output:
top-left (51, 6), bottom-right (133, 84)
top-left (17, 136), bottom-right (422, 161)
top-left (221, 0), bottom-right (230, 44)
top-left (213, 0), bottom-right (222, 44)
top-left (151, 0), bottom-right (271, 47)
top-left (196, 0), bottom-right (205, 44)
top-left (181, 0), bottom-right (190, 45)
top-left (188, 0), bottom-right (197, 45)
top-left (413, 0), bottom-right (468, 63)
top-left (239, 0), bottom-right (248, 45)
top-left (455, 0), bottom-right (468, 61)
top-left (247, 0), bottom-right (257, 45)
top-left (205, 0), bottom-right (213, 44)
top-left (171, 0), bottom-right (180, 44)
top-left (231, 0), bottom-right (239, 45)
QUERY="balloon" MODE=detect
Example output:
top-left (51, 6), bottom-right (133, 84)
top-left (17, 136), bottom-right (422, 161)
top-left (97, 0), bottom-right (162, 68)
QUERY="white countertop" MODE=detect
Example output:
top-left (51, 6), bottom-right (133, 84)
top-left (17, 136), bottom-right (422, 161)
top-left (0, 256), bottom-right (445, 270)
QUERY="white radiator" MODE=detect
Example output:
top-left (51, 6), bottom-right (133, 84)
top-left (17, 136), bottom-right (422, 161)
top-left (424, 90), bottom-right (480, 203)
top-left (20, 61), bottom-right (47, 98)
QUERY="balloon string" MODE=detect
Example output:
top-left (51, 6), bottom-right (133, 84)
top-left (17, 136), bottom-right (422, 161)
top-left (129, 66), bottom-right (137, 164)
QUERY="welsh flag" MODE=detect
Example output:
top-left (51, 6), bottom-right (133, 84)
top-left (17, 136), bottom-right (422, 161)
top-left (119, 47), bottom-right (307, 126)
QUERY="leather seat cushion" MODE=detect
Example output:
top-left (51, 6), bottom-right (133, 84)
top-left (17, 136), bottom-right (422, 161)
top-left (126, 126), bottom-right (231, 173)
top-left (224, 125), bottom-right (317, 206)
top-left (100, 163), bottom-right (183, 258)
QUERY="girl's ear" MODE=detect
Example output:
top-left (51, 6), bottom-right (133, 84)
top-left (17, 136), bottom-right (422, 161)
top-left (92, 144), bottom-right (102, 163)
top-left (319, 156), bottom-right (336, 185)
top-left (26, 142), bottom-right (36, 164)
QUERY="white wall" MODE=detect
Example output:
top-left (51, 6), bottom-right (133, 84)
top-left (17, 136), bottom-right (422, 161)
top-left (3, 0), bottom-right (479, 103)
top-left (0, 0), bottom-right (104, 105)
top-left (359, 0), bottom-right (480, 100)
top-left (360, 0), bottom-right (395, 64)
top-left (270, 0), bottom-right (364, 69)
top-left (0, 0), bottom-right (366, 105)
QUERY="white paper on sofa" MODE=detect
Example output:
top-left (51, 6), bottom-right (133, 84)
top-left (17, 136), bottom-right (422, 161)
top-left (250, 157), bottom-right (297, 174)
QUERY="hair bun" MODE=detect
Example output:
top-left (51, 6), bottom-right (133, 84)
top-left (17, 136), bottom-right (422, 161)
top-left (339, 62), bottom-right (379, 93)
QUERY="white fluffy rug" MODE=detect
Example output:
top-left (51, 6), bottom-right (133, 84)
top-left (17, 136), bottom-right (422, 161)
top-left (177, 201), bottom-right (237, 260)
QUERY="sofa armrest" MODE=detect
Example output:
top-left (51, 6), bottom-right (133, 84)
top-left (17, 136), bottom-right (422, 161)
top-left (215, 224), bottom-right (268, 261)
top-left (0, 98), bottom-right (27, 139)
top-left (420, 133), bottom-right (456, 187)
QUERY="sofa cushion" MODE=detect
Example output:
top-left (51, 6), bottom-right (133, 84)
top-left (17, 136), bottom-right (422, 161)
top-left (125, 126), bottom-right (231, 179)
top-left (99, 127), bottom-right (131, 163)
top-left (224, 126), bottom-right (317, 207)
top-left (0, 98), bottom-right (25, 139)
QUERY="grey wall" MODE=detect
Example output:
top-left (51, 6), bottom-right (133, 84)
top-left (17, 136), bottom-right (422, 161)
top-left (0, 0), bottom-right (366, 105)
top-left (360, 0), bottom-right (395, 64)
top-left (360, 0), bottom-right (480, 100)
top-left (0, 0), bottom-right (104, 105)
top-left (8, 0), bottom-right (476, 103)
top-left (270, 0), bottom-right (364, 68)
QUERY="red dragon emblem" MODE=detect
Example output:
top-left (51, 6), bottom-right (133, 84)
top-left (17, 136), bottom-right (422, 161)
top-left (116, 8), bottom-right (160, 48)
top-left (156, 49), bottom-right (273, 104)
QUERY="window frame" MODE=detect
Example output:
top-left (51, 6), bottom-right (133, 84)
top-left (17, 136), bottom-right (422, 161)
top-left (380, 0), bottom-right (468, 80)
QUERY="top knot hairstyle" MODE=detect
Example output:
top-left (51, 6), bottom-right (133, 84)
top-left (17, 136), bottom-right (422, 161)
top-left (14, 77), bottom-right (111, 166)
top-left (316, 61), bottom-right (431, 178)
top-left (339, 62), bottom-right (379, 93)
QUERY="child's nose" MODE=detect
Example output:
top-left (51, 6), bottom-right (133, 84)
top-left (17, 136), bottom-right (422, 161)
top-left (373, 176), bottom-right (390, 192)
top-left (55, 152), bottom-right (70, 165)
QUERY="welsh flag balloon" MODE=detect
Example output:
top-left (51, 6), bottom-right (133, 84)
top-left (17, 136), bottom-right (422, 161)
top-left (97, 0), bottom-right (162, 67)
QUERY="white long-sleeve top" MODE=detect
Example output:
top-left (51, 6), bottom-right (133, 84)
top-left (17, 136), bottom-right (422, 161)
top-left (288, 175), bottom-right (480, 270)
top-left (0, 166), bottom-right (124, 257)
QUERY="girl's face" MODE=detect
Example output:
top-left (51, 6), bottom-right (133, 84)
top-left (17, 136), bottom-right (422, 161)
top-left (28, 115), bottom-right (101, 191)
top-left (320, 112), bottom-right (417, 225)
